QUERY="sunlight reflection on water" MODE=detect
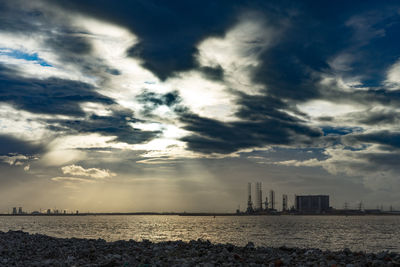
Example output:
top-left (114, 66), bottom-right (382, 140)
top-left (1, 215), bottom-right (399, 252)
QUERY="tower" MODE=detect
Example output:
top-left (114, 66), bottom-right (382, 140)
top-left (269, 190), bottom-right (275, 210)
top-left (246, 183), bottom-right (253, 213)
top-left (282, 194), bottom-right (288, 212)
top-left (255, 182), bottom-right (262, 211)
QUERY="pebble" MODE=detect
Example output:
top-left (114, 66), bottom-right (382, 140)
top-left (0, 230), bottom-right (398, 266)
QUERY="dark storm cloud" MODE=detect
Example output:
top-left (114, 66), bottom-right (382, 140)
top-left (235, 93), bottom-right (301, 122)
top-left (0, 1), bottom-right (92, 56)
top-left (136, 90), bottom-right (180, 107)
top-left (0, 65), bottom-right (113, 116)
top-left (0, 1), bottom-right (44, 33)
top-left (0, 134), bottom-right (44, 155)
top-left (45, 0), bottom-right (242, 80)
top-left (0, 1), bottom-right (122, 82)
top-left (344, 131), bottom-right (400, 150)
top-left (136, 90), bottom-right (181, 118)
top-left (44, 0), bottom-right (306, 80)
top-left (199, 66), bottom-right (224, 81)
top-left (352, 109), bottom-right (400, 125)
top-left (2, 0), bottom-right (400, 158)
top-left (46, 111), bottom-right (160, 145)
top-left (0, 65), bottom-right (160, 146)
top-left (46, 34), bottom-right (92, 59)
top-left (178, 108), bottom-right (322, 154)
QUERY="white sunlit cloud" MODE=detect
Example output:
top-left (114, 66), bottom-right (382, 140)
top-left (69, 14), bottom-right (278, 157)
top-left (385, 58), bottom-right (400, 89)
top-left (80, 102), bottom-right (113, 117)
top-left (0, 104), bottom-right (53, 142)
top-left (61, 164), bottom-right (116, 179)
top-left (0, 154), bottom-right (28, 165)
top-left (164, 71), bottom-right (236, 121)
top-left (0, 8), bottom-right (282, 161)
top-left (0, 32), bottom-right (96, 84)
top-left (297, 100), bottom-right (365, 120)
top-left (197, 13), bottom-right (276, 95)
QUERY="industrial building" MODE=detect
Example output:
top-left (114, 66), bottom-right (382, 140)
top-left (282, 194), bottom-right (288, 212)
top-left (246, 182), bottom-right (253, 213)
top-left (255, 182), bottom-right (263, 211)
top-left (269, 190), bottom-right (275, 210)
top-left (245, 183), bottom-right (278, 213)
top-left (295, 195), bottom-right (330, 213)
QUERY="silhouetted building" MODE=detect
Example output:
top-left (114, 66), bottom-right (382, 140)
top-left (18, 207), bottom-right (23, 214)
top-left (296, 195), bottom-right (329, 213)
top-left (246, 183), bottom-right (253, 213)
top-left (282, 194), bottom-right (288, 212)
top-left (269, 190), bottom-right (275, 210)
top-left (47, 209), bottom-right (51, 214)
top-left (255, 182), bottom-right (262, 211)
top-left (12, 207), bottom-right (17, 215)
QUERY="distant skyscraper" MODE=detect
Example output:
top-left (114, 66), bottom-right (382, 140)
top-left (255, 182), bottom-right (262, 211)
top-left (12, 207), bottom-right (17, 215)
top-left (269, 190), bottom-right (275, 210)
top-left (282, 194), bottom-right (288, 211)
top-left (18, 207), bottom-right (22, 214)
top-left (246, 182), bottom-right (253, 213)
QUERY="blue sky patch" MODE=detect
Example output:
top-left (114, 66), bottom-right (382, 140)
top-left (322, 126), bottom-right (363, 136)
top-left (0, 49), bottom-right (52, 67)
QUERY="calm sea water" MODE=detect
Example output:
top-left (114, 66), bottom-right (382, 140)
top-left (0, 215), bottom-right (399, 252)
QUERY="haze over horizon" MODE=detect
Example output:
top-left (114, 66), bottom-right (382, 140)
top-left (1, 0), bottom-right (400, 213)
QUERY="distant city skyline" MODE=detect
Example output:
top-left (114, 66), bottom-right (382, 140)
top-left (1, 1), bottom-right (400, 212)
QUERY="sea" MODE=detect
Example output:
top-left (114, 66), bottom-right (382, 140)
top-left (1, 215), bottom-right (399, 253)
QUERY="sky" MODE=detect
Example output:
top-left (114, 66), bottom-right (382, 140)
top-left (1, 0), bottom-right (400, 213)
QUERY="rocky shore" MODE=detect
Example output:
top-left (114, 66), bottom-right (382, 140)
top-left (0, 231), bottom-right (399, 266)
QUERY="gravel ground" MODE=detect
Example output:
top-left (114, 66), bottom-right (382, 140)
top-left (0, 231), bottom-right (399, 266)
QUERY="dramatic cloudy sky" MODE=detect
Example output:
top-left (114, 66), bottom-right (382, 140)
top-left (1, 0), bottom-right (400, 212)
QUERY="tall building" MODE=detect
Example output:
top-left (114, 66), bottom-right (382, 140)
top-left (269, 190), bottom-right (275, 210)
top-left (282, 194), bottom-right (288, 212)
top-left (295, 195), bottom-right (329, 213)
top-left (12, 207), bottom-right (17, 215)
top-left (18, 207), bottom-right (23, 214)
top-left (255, 182), bottom-right (262, 211)
top-left (264, 197), bottom-right (268, 211)
top-left (246, 183), bottom-right (253, 213)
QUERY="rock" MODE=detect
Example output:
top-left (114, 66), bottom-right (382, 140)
top-left (246, 242), bottom-right (255, 249)
top-left (0, 230), bottom-right (399, 266)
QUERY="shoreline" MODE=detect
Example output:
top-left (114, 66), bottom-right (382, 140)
top-left (0, 231), bottom-right (399, 266)
top-left (1, 212), bottom-right (400, 216)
